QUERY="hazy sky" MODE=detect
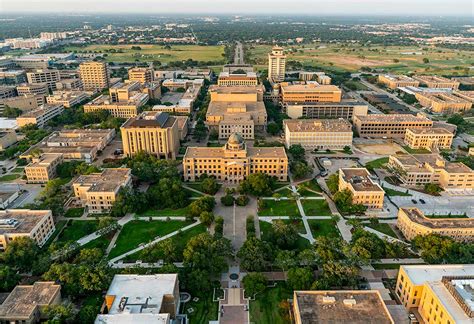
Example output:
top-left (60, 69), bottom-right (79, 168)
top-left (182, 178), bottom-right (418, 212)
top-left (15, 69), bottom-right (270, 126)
top-left (1, 0), bottom-right (473, 16)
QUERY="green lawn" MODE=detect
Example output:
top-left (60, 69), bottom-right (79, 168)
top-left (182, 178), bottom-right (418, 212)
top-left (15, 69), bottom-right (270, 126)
top-left (64, 207), bottom-right (85, 218)
top-left (108, 220), bottom-right (191, 259)
top-left (12, 167), bottom-right (24, 173)
top-left (365, 157), bottom-right (389, 171)
top-left (301, 199), bottom-right (332, 216)
top-left (275, 187), bottom-right (293, 197)
top-left (184, 187), bottom-right (203, 198)
top-left (139, 207), bottom-right (189, 217)
top-left (425, 214), bottom-right (468, 219)
top-left (56, 220), bottom-right (98, 243)
top-left (185, 182), bottom-right (222, 194)
top-left (297, 187), bottom-right (321, 197)
top-left (250, 283), bottom-right (292, 324)
top-left (184, 293), bottom-right (218, 323)
top-left (273, 182), bottom-right (291, 191)
top-left (383, 187), bottom-right (412, 197)
top-left (81, 230), bottom-right (115, 252)
top-left (402, 145), bottom-right (432, 154)
top-left (64, 44), bottom-right (225, 64)
top-left (308, 220), bottom-right (340, 238)
top-left (42, 220), bottom-right (67, 248)
top-left (258, 199), bottom-right (300, 217)
top-left (0, 174), bottom-right (20, 182)
top-left (344, 80), bottom-right (369, 91)
top-left (365, 223), bottom-right (398, 238)
top-left (299, 179), bottom-right (322, 192)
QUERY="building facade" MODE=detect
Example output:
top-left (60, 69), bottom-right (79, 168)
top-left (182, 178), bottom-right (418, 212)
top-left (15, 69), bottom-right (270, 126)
top-left (353, 113), bottom-right (433, 138)
top-left (415, 92), bottom-right (472, 114)
top-left (404, 128), bottom-right (454, 150)
top-left (217, 72), bottom-right (258, 86)
top-left (397, 207), bottom-right (474, 242)
top-left (128, 67), bottom-right (153, 84)
top-left (46, 91), bottom-right (89, 108)
top-left (183, 133), bottom-right (288, 183)
top-left (79, 61), bottom-right (110, 91)
top-left (284, 101), bottom-right (368, 120)
top-left (26, 69), bottom-right (61, 91)
top-left (283, 119), bottom-right (353, 150)
top-left (121, 112), bottom-right (180, 159)
top-left (268, 46), bottom-right (286, 82)
top-left (412, 75), bottom-right (460, 89)
top-left (281, 84), bottom-right (342, 104)
top-left (25, 153), bottom-right (63, 184)
top-left (0, 131), bottom-right (17, 150)
top-left (16, 103), bottom-right (64, 128)
top-left (339, 168), bottom-right (385, 209)
top-left (16, 83), bottom-right (49, 97)
top-left (378, 74), bottom-right (420, 89)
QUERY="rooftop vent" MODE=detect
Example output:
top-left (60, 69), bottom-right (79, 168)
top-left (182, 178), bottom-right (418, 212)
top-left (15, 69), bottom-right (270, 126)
top-left (343, 298), bottom-right (357, 307)
top-left (322, 296), bottom-right (336, 304)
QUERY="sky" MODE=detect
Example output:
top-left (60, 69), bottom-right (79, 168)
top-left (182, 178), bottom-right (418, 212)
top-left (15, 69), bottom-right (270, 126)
top-left (1, 0), bottom-right (473, 16)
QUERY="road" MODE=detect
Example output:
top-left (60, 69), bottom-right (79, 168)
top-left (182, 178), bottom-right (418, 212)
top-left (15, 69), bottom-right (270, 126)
top-left (234, 41), bottom-right (244, 65)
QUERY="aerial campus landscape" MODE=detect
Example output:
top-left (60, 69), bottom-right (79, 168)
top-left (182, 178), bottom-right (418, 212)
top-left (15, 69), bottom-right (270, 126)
top-left (0, 2), bottom-right (473, 324)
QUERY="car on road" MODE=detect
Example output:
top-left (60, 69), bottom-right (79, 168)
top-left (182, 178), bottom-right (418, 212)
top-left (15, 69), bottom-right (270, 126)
top-left (419, 199), bottom-right (425, 204)
top-left (411, 199), bottom-right (417, 204)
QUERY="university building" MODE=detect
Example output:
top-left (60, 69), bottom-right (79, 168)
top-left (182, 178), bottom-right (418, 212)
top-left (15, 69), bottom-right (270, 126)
top-left (378, 74), bottom-right (420, 89)
top-left (217, 72), bottom-right (258, 86)
top-left (183, 133), bottom-right (288, 183)
top-left (280, 83), bottom-right (342, 104)
top-left (396, 264), bottom-right (474, 324)
top-left (128, 67), bottom-right (154, 84)
top-left (120, 111), bottom-right (180, 159)
top-left (26, 69), bottom-right (61, 91)
top-left (397, 207), bottom-right (474, 242)
top-left (72, 168), bottom-right (132, 214)
top-left (353, 113), bottom-right (433, 138)
top-left (415, 91), bottom-right (472, 114)
top-left (268, 46), bottom-right (286, 82)
top-left (284, 100), bottom-right (368, 120)
top-left (25, 153), bottom-right (63, 184)
top-left (16, 103), bottom-right (64, 128)
top-left (338, 168), bottom-right (385, 209)
top-left (283, 119), bottom-right (353, 150)
top-left (412, 75), bottom-right (460, 89)
top-left (404, 127), bottom-right (454, 151)
top-left (79, 61), bottom-right (110, 91)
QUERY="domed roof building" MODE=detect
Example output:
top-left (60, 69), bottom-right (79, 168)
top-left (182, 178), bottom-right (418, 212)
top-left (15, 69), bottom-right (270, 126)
top-left (183, 132), bottom-right (288, 184)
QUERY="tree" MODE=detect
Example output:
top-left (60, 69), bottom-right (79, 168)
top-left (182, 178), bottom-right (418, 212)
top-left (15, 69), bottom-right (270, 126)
top-left (199, 211), bottom-right (215, 227)
top-left (317, 261), bottom-right (359, 288)
top-left (288, 144), bottom-right (305, 161)
top-left (239, 173), bottom-right (275, 196)
top-left (424, 183), bottom-right (442, 195)
top-left (147, 178), bottom-right (189, 209)
top-left (44, 303), bottom-right (76, 324)
top-left (326, 173), bottom-right (339, 194)
top-left (236, 195), bottom-right (249, 206)
top-left (343, 146), bottom-right (352, 154)
top-left (188, 196), bottom-right (216, 218)
top-left (3, 237), bottom-right (40, 272)
top-left (291, 161), bottom-right (313, 179)
top-left (242, 272), bottom-right (267, 297)
top-left (221, 194), bottom-right (234, 206)
top-left (268, 220), bottom-right (299, 249)
top-left (194, 118), bottom-right (207, 141)
top-left (334, 189), bottom-right (367, 214)
top-left (411, 234), bottom-right (474, 264)
top-left (74, 248), bottom-right (104, 265)
top-left (423, 58), bottom-right (430, 64)
top-left (0, 265), bottom-right (20, 292)
top-left (201, 177), bottom-right (219, 194)
top-left (350, 229), bottom-right (386, 261)
top-left (287, 267), bottom-right (314, 290)
top-left (208, 129), bottom-right (219, 141)
top-left (275, 250), bottom-right (298, 270)
top-left (267, 122), bottom-right (280, 135)
top-left (237, 237), bottom-right (273, 272)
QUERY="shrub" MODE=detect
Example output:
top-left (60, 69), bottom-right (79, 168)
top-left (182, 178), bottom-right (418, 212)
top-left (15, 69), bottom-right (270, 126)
top-left (236, 195), bottom-right (249, 206)
top-left (220, 194), bottom-right (234, 206)
top-left (246, 215), bottom-right (255, 237)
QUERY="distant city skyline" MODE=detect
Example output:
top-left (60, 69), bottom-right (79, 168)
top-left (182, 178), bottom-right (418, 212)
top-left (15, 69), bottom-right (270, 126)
top-left (1, 0), bottom-right (473, 16)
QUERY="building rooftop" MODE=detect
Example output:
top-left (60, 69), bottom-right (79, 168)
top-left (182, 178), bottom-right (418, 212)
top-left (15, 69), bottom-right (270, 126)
top-left (121, 111), bottom-right (176, 129)
top-left (407, 127), bottom-right (454, 135)
top-left (293, 290), bottom-right (394, 324)
top-left (19, 104), bottom-right (63, 118)
top-left (380, 74), bottom-right (418, 82)
top-left (284, 118), bottom-right (352, 133)
top-left (219, 71), bottom-right (257, 78)
top-left (418, 92), bottom-right (472, 104)
top-left (184, 145), bottom-right (286, 159)
top-left (401, 264), bottom-right (474, 286)
top-left (209, 84), bottom-right (265, 94)
top-left (413, 75), bottom-right (458, 84)
top-left (207, 101), bottom-right (266, 117)
top-left (392, 153), bottom-right (473, 174)
top-left (400, 207), bottom-right (474, 230)
top-left (106, 274), bottom-right (178, 316)
top-left (429, 280), bottom-right (473, 324)
top-left (0, 209), bottom-right (51, 235)
top-left (340, 168), bottom-right (384, 192)
top-left (0, 282), bottom-right (60, 320)
top-left (74, 168), bottom-right (131, 193)
top-left (95, 313), bottom-right (170, 324)
top-left (27, 153), bottom-right (62, 168)
top-left (354, 113), bottom-right (432, 123)
top-left (281, 84), bottom-right (341, 93)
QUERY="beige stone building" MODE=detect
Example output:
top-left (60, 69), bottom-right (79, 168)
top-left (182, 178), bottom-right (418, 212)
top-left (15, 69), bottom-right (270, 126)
top-left (162, 78), bottom-right (204, 91)
top-left (415, 92), bottom-right (472, 114)
top-left (175, 115), bottom-right (189, 140)
top-left (25, 153), bottom-right (63, 183)
top-left (293, 290), bottom-right (394, 324)
top-left (0, 94), bottom-right (44, 112)
top-left (395, 264), bottom-right (474, 324)
top-left (0, 282), bottom-right (61, 324)
top-left (378, 74), bottom-right (420, 89)
top-left (397, 207), bottom-right (474, 242)
top-left (16, 103), bottom-right (64, 128)
top-left (0, 131), bottom-right (17, 150)
top-left (339, 168), bottom-right (385, 209)
top-left (388, 153), bottom-right (474, 190)
top-left (217, 72), bottom-right (258, 86)
top-left (46, 91), bottom-right (89, 108)
top-left (412, 75), bottom-right (460, 89)
top-left (283, 119), bottom-right (353, 150)
top-left (206, 85), bottom-right (267, 139)
top-left (0, 209), bottom-right (55, 250)
top-left (128, 67), bottom-right (154, 84)
top-left (121, 111), bottom-right (180, 159)
top-left (268, 46), bottom-right (286, 82)
top-left (404, 128), bottom-right (454, 150)
top-left (79, 61), bottom-right (110, 91)
top-left (26, 69), bottom-right (61, 91)
top-left (281, 83), bottom-right (342, 104)
top-left (353, 113), bottom-right (433, 138)
top-left (72, 168), bottom-right (132, 214)
top-left (21, 129), bottom-right (115, 163)
top-left (96, 274), bottom-right (179, 323)
top-left (16, 83), bottom-right (49, 97)
top-left (183, 133), bottom-right (288, 183)
top-left (55, 78), bottom-right (84, 91)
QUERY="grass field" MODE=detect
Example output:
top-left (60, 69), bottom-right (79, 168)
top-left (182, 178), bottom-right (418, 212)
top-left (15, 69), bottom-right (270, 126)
top-left (365, 157), bottom-right (389, 171)
top-left (43, 220), bottom-right (67, 248)
top-left (184, 294), bottom-right (218, 324)
top-left (247, 44), bottom-right (472, 75)
top-left (383, 187), bottom-right (412, 197)
top-left (138, 207), bottom-right (189, 217)
top-left (108, 220), bottom-right (191, 259)
top-left (365, 223), bottom-right (398, 238)
top-left (402, 145), bottom-right (432, 154)
top-left (258, 199), bottom-right (300, 217)
top-left (250, 282), bottom-right (292, 324)
top-left (308, 219), bottom-right (340, 238)
top-left (64, 44), bottom-right (225, 64)
top-left (301, 199), bottom-right (332, 216)
top-left (0, 174), bottom-right (20, 182)
top-left (57, 220), bottom-right (98, 243)
top-left (64, 207), bottom-right (85, 218)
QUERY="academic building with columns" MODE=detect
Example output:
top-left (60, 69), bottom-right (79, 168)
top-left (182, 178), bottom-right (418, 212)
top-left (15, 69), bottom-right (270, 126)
top-left (183, 133), bottom-right (288, 183)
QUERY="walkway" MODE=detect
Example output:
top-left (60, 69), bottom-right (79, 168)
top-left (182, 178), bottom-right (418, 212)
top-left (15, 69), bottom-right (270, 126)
top-left (77, 213), bottom-right (134, 246)
top-left (108, 221), bottom-right (202, 264)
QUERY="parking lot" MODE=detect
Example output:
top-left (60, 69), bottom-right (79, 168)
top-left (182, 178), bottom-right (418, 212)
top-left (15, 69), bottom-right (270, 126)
top-left (390, 193), bottom-right (474, 217)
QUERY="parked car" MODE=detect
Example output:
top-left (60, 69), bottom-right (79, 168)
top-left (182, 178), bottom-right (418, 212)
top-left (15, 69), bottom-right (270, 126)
top-left (411, 199), bottom-right (417, 204)
top-left (419, 199), bottom-right (426, 204)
